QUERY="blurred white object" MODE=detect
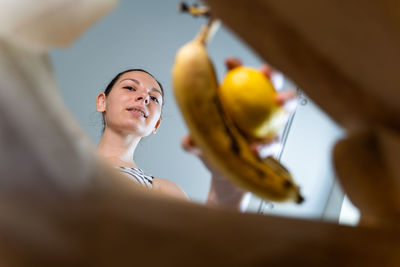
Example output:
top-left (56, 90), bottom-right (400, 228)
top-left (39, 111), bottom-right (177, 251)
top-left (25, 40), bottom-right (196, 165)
top-left (257, 140), bottom-right (283, 159)
top-left (0, 0), bottom-right (118, 52)
top-left (270, 71), bottom-right (284, 91)
top-left (283, 97), bottom-right (298, 114)
top-left (339, 196), bottom-right (360, 226)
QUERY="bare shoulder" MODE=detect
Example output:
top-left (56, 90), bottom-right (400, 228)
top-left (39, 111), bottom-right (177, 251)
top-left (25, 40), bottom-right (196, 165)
top-left (152, 177), bottom-right (189, 201)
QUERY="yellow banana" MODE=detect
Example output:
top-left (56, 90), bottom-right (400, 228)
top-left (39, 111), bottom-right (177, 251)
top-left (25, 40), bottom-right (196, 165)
top-left (172, 23), bottom-right (303, 203)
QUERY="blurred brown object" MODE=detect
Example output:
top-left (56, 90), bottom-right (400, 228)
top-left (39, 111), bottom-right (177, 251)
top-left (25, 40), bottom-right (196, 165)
top-left (334, 126), bottom-right (400, 228)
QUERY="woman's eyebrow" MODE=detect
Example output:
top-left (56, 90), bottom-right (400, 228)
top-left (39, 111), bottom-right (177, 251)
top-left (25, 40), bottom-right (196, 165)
top-left (120, 78), bottom-right (162, 96)
top-left (119, 78), bottom-right (140, 85)
top-left (150, 88), bottom-right (163, 96)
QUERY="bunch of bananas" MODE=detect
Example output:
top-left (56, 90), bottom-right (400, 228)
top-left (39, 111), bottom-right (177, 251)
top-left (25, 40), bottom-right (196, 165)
top-left (172, 22), bottom-right (303, 204)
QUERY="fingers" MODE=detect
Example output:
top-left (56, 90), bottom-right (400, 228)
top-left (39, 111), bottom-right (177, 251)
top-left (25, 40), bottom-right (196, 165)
top-left (181, 134), bottom-right (202, 156)
top-left (225, 57), bottom-right (242, 70)
top-left (182, 134), bottom-right (219, 173)
top-left (259, 64), bottom-right (273, 79)
top-left (275, 89), bottom-right (298, 113)
top-left (275, 89), bottom-right (297, 105)
top-left (225, 58), bottom-right (274, 81)
top-left (257, 139), bottom-right (283, 159)
top-left (251, 136), bottom-right (282, 158)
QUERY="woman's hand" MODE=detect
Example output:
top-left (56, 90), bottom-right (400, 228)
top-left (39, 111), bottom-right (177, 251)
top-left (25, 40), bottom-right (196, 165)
top-left (225, 58), bottom-right (298, 158)
top-left (181, 58), bottom-right (298, 210)
top-left (181, 134), bottom-right (246, 210)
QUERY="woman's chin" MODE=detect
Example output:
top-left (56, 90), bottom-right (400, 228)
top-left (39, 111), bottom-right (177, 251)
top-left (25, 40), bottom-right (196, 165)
top-left (121, 125), bottom-right (151, 138)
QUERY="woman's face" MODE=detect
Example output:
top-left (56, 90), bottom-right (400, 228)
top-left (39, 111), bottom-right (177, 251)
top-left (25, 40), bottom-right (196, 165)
top-left (97, 71), bottom-right (163, 137)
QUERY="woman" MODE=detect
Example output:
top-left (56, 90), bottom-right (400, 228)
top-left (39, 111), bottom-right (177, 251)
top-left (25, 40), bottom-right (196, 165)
top-left (96, 59), bottom-right (295, 210)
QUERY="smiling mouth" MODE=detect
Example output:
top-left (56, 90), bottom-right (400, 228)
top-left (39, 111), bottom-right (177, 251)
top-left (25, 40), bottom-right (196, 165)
top-left (127, 108), bottom-right (147, 118)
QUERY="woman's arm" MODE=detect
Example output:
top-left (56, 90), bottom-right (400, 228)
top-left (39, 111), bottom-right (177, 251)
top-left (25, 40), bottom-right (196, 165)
top-left (152, 177), bottom-right (190, 201)
top-left (206, 174), bottom-right (246, 210)
top-left (181, 135), bottom-right (246, 210)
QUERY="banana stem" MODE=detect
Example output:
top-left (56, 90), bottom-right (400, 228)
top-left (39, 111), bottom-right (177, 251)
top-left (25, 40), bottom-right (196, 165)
top-left (195, 18), bottom-right (221, 45)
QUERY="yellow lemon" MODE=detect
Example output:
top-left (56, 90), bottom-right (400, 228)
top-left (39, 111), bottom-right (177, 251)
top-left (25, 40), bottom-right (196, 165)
top-left (219, 66), bottom-right (283, 140)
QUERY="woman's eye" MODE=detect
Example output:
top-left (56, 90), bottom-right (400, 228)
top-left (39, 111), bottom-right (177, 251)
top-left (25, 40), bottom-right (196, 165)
top-left (123, 86), bottom-right (136, 91)
top-left (150, 96), bottom-right (159, 103)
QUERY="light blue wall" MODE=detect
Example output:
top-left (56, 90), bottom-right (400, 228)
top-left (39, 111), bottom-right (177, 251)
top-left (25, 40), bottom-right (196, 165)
top-left (51, 0), bottom-right (344, 219)
top-left (50, 0), bottom-right (264, 202)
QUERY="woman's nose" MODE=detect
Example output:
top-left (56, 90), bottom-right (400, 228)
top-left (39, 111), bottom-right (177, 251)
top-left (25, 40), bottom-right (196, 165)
top-left (136, 94), bottom-right (150, 105)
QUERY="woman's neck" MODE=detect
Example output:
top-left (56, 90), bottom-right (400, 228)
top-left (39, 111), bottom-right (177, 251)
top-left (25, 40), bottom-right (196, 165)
top-left (96, 129), bottom-right (141, 168)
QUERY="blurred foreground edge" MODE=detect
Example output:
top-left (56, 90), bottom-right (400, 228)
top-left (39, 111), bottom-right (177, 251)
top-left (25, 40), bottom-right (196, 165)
top-left (0, 0), bottom-right (399, 266)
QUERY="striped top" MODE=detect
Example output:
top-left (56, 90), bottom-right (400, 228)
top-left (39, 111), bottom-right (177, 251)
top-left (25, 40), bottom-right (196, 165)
top-left (116, 166), bottom-right (154, 189)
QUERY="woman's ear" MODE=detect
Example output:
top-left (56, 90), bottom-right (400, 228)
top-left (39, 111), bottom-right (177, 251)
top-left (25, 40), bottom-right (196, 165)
top-left (96, 93), bottom-right (106, 112)
top-left (153, 118), bottom-right (162, 134)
